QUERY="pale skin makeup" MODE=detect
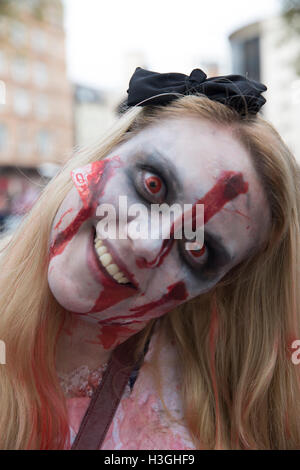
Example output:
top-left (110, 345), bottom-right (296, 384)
top-left (49, 116), bottom-right (271, 397)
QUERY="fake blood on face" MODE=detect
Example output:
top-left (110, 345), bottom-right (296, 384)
top-left (99, 281), bottom-right (188, 324)
top-left (137, 171), bottom-right (249, 269)
top-left (49, 156), bottom-right (138, 314)
top-left (86, 226), bottom-right (138, 313)
top-left (49, 158), bottom-right (120, 260)
top-left (129, 281), bottom-right (188, 316)
top-left (54, 208), bottom-right (73, 231)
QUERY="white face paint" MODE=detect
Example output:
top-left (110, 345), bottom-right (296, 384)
top-left (48, 116), bottom-right (271, 328)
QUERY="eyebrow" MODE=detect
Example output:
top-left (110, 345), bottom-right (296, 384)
top-left (132, 147), bottom-right (184, 199)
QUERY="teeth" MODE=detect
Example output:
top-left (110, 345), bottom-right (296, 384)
top-left (94, 236), bottom-right (130, 285)
top-left (96, 245), bottom-right (107, 256)
top-left (99, 253), bottom-right (112, 267)
top-left (113, 272), bottom-right (123, 281)
top-left (106, 264), bottom-right (119, 276)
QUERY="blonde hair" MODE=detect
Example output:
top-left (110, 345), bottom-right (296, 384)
top-left (0, 95), bottom-right (299, 449)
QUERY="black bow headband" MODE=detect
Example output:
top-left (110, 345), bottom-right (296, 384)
top-left (127, 67), bottom-right (267, 116)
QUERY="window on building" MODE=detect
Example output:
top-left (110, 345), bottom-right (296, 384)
top-left (35, 95), bottom-right (49, 120)
top-left (13, 89), bottom-right (31, 116)
top-left (0, 81), bottom-right (5, 107)
top-left (231, 36), bottom-right (261, 82)
top-left (244, 37), bottom-right (260, 82)
top-left (25, 0), bottom-right (40, 11)
top-left (46, 4), bottom-right (64, 28)
top-left (11, 56), bottom-right (29, 83)
top-left (0, 51), bottom-right (5, 75)
top-left (31, 29), bottom-right (47, 52)
top-left (0, 17), bottom-right (7, 40)
top-left (10, 21), bottom-right (27, 47)
top-left (17, 124), bottom-right (32, 158)
top-left (0, 123), bottom-right (7, 152)
top-left (33, 62), bottom-right (48, 87)
top-left (36, 129), bottom-right (53, 159)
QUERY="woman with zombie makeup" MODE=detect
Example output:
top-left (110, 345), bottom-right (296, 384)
top-left (0, 67), bottom-right (299, 450)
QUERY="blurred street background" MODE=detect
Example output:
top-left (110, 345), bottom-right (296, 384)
top-left (0, 0), bottom-right (299, 234)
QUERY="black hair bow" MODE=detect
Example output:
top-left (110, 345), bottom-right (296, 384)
top-left (127, 67), bottom-right (267, 116)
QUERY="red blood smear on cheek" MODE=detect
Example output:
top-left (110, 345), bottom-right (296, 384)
top-left (100, 281), bottom-right (188, 323)
top-left (137, 171), bottom-right (249, 269)
top-left (49, 158), bottom-right (120, 260)
top-left (54, 208), bottom-right (73, 230)
top-left (49, 205), bottom-right (94, 259)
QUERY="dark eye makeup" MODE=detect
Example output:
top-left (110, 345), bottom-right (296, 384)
top-left (128, 155), bottom-right (232, 279)
top-left (127, 149), bottom-right (183, 204)
top-left (131, 164), bottom-right (168, 204)
top-left (178, 232), bottom-right (232, 279)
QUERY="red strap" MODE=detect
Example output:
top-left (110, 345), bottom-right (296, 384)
top-left (71, 333), bottom-right (142, 450)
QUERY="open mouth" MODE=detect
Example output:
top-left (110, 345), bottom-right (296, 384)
top-left (90, 227), bottom-right (137, 289)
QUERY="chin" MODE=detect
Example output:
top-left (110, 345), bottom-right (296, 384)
top-left (48, 275), bottom-right (95, 314)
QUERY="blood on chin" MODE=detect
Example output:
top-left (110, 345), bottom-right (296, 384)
top-left (67, 280), bottom-right (189, 327)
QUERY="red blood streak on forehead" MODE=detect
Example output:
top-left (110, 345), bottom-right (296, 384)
top-left (192, 170), bottom-right (249, 225)
top-left (49, 156), bottom-right (121, 260)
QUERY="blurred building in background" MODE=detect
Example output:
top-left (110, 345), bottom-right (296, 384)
top-left (201, 62), bottom-right (220, 78)
top-left (121, 50), bottom-right (147, 94)
top-left (72, 53), bottom-right (222, 151)
top-left (73, 84), bottom-right (118, 148)
top-left (0, 0), bottom-right (73, 233)
top-left (73, 51), bottom-right (149, 148)
top-left (229, 15), bottom-right (300, 162)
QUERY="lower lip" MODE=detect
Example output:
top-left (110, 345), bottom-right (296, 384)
top-left (86, 228), bottom-right (135, 290)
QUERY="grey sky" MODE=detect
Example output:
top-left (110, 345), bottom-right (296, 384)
top-left (64, 0), bottom-right (280, 91)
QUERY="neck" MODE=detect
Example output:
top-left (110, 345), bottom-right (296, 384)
top-left (55, 314), bottom-right (147, 379)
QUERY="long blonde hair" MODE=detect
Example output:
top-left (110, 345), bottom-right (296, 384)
top-left (0, 95), bottom-right (299, 449)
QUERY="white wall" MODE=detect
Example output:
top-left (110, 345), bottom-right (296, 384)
top-left (260, 16), bottom-right (300, 163)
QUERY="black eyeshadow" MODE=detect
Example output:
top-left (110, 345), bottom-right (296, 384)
top-left (125, 148), bottom-right (233, 281)
top-left (127, 149), bottom-right (184, 203)
top-left (178, 231), bottom-right (232, 281)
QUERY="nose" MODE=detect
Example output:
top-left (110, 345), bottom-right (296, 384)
top-left (125, 203), bottom-right (184, 266)
top-left (127, 217), bottom-right (164, 264)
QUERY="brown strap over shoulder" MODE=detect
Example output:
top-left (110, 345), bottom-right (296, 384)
top-left (71, 332), bottom-right (143, 450)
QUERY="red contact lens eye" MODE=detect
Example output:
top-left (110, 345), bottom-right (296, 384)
top-left (145, 176), bottom-right (162, 194)
top-left (191, 245), bottom-right (206, 258)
